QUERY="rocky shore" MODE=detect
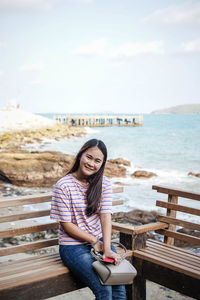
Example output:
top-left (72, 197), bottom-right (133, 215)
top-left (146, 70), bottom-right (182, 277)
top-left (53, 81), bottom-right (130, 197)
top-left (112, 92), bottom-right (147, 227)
top-left (0, 108), bottom-right (86, 149)
top-left (0, 123), bottom-right (86, 150)
top-left (0, 149), bottom-right (159, 188)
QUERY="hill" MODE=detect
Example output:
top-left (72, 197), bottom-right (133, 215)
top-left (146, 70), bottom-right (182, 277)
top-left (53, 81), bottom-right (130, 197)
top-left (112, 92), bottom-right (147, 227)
top-left (152, 104), bottom-right (200, 114)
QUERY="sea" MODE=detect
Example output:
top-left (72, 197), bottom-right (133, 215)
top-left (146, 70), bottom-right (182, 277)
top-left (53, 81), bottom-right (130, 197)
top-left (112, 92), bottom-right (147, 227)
top-left (31, 113), bottom-right (200, 226)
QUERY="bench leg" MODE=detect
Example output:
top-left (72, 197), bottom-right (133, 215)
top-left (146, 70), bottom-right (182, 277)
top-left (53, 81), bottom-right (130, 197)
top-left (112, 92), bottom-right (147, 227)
top-left (120, 232), bottom-right (147, 300)
top-left (125, 277), bottom-right (146, 300)
top-left (132, 276), bottom-right (146, 300)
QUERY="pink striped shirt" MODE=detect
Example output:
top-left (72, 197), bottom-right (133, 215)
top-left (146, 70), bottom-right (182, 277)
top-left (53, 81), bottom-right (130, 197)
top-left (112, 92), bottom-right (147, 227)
top-left (50, 174), bottom-right (112, 245)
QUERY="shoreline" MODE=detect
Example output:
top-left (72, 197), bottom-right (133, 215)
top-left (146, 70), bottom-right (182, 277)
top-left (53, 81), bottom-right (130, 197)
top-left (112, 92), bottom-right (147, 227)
top-left (0, 124), bottom-right (86, 150)
top-left (0, 108), bottom-right (86, 149)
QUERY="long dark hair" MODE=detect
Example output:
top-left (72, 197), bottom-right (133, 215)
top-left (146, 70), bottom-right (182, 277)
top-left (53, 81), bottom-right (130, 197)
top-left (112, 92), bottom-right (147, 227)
top-left (68, 139), bottom-right (107, 216)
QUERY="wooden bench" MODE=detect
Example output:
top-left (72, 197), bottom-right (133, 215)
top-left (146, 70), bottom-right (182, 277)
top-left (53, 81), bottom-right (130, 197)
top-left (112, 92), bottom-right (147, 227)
top-left (0, 187), bottom-right (132, 300)
top-left (112, 185), bottom-right (200, 300)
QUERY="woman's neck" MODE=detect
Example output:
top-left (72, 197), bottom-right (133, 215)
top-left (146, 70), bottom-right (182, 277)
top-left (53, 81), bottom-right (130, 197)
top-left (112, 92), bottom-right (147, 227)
top-left (72, 171), bottom-right (88, 184)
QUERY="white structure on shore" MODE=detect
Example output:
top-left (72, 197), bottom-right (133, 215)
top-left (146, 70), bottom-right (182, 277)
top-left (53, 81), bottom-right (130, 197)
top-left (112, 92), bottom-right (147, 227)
top-left (0, 99), bottom-right (20, 111)
top-left (0, 109), bottom-right (57, 134)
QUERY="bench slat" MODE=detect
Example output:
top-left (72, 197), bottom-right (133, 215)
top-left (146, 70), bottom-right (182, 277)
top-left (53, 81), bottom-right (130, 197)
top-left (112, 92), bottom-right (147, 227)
top-left (147, 240), bottom-right (200, 263)
top-left (0, 210), bottom-right (51, 223)
top-left (0, 193), bottom-right (52, 208)
top-left (0, 255), bottom-right (61, 277)
top-left (0, 199), bottom-right (122, 225)
top-left (156, 229), bottom-right (200, 246)
top-left (0, 238), bottom-right (58, 256)
top-left (0, 188), bottom-right (123, 209)
top-left (112, 187), bottom-right (124, 193)
top-left (156, 200), bottom-right (200, 216)
top-left (146, 243), bottom-right (200, 270)
top-left (147, 239), bottom-right (200, 258)
top-left (152, 185), bottom-right (200, 201)
top-left (0, 199), bottom-right (122, 224)
top-left (0, 253), bottom-right (60, 270)
top-left (0, 222), bottom-right (58, 238)
top-left (0, 263), bottom-right (68, 289)
top-left (0, 272), bottom-right (84, 300)
top-left (134, 247), bottom-right (200, 280)
top-left (157, 215), bottom-right (200, 231)
top-left (112, 199), bottom-right (124, 206)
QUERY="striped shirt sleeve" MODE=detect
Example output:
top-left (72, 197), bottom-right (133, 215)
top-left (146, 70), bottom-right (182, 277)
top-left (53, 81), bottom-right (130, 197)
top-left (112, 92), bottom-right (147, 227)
top-left (99, 177), bottom-right (113, 214)
top-left (50, 182), bottom-right (72, 222)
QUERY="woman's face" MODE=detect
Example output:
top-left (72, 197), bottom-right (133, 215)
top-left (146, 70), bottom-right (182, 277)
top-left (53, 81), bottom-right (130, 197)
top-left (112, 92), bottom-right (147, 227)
top-left (78, 146), bottom-right (104, 178)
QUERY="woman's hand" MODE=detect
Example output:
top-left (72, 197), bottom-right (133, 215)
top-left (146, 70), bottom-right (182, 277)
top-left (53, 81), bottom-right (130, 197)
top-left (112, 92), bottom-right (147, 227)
top-left (103, 249), bottom-right (121, 265)
top-left (93, 240), bottom-right (103, 253)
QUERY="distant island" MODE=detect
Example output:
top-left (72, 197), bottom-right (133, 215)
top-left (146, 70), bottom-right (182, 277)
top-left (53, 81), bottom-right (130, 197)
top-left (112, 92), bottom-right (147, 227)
top-left (152, 104), bottom-right (200, 114)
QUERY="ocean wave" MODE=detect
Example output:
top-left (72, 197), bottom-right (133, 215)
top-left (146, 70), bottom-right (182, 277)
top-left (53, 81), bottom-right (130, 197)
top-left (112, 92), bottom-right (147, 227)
top-left (85, 127), bottom-right (100, 134)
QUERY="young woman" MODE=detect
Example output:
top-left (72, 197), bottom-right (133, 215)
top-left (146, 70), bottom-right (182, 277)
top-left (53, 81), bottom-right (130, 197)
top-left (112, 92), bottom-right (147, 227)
top-left (50, 139), bottom-right (127, 300)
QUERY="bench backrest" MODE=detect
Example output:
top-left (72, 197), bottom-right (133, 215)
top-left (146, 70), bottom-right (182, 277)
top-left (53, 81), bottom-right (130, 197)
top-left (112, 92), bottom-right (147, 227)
top-left (153, 185), bottom-right (200, 246)
top-left (0, 187), bottom-right (123, 257)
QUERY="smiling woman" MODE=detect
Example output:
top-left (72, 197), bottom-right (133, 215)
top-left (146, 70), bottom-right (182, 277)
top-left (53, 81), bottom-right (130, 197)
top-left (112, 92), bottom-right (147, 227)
top-left (74, 146), bottom-right (104, 183)
top-left (50, 139), bottom-right (127, 300)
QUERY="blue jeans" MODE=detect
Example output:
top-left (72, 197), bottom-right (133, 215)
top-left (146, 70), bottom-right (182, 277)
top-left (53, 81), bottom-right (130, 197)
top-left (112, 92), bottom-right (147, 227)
top-left (59, 243), bottom-right (127, 300)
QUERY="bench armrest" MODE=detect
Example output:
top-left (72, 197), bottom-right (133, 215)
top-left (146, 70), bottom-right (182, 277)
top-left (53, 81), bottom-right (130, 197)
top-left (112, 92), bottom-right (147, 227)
top-left (112, 221), bottom-right (169, 250)
top-left (112, 221), bottom-right (168, 236)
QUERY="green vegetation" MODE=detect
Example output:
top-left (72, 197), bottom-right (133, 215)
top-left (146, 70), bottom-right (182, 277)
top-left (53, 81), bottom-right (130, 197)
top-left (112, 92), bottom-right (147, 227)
top-left (152, 104), bottom-right (200, 114)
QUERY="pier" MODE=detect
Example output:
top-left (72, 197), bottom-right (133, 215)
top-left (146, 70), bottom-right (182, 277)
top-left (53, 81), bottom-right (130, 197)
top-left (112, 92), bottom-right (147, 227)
top-left (53, 115), bottom-right (143, 127)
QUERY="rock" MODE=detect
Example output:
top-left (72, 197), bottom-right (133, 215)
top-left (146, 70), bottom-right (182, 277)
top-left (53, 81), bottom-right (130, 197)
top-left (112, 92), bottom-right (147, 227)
top-left (112, 211), bottom-right (126, 221)
top-left (175, 228), bottom-right (200, 247)
top-left (125, 209), bottom-right (158, 224)
top-left (131, 170), bottom-right (157, 179)
top-left (112, 209), bottom-right (158, 225)
top-left (2, 229), bottom-right (58, 248)
top-left (188, 172), bottom-right (200, 178)
top-left (0, 124), bottom-right (86, 150)
top-left (108, 158), bottom-right (131, 167)
top-left (104, 157), bottom-right (131, 178)
top-left (0, 150), bottom-right (129, 187)
top-left (188, 172), bottom-right (195, 176)
top-left (104, 160), bottom-right (127, 178)
top-left (114, 181), bottom-right (131, 186)
top-left (0, 150), bottom-right (74, 187)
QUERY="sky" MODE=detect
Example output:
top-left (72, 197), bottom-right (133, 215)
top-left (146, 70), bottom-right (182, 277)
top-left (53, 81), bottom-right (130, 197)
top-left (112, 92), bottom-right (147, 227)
top-left (0, 0), bottom-right (200, 114)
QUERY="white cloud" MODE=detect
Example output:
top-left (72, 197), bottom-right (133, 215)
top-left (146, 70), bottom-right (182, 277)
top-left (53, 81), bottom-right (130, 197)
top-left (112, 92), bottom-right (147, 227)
top-left (0, 70), bottom-right (4, 76)
top-left (20, 61), bottom-right (45, 71)
top-left (181, 38), bottom-right (200, 53)
top-left (143, 1), bottom-right (200, 25)
top-left (73, 39), bottom-right (107, 56)
top-left (111, 41), bottom-right (164, 58)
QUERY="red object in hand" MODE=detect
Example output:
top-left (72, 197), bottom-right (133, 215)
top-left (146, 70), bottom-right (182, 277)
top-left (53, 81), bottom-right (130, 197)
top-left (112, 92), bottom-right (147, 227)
top-left (102, 257), bottom-right (115, 263)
